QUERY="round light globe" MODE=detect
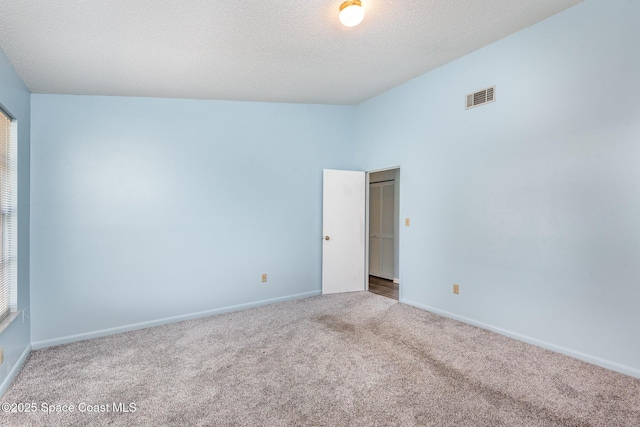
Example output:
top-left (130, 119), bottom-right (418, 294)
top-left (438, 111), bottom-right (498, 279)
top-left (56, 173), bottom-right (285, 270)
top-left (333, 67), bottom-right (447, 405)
top-left (339, 0), bottom-right (365, 27)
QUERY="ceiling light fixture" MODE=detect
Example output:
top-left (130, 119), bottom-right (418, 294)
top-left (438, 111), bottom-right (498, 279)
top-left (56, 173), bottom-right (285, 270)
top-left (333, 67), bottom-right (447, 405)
top-left (339, 0), bottom-right (365, 28)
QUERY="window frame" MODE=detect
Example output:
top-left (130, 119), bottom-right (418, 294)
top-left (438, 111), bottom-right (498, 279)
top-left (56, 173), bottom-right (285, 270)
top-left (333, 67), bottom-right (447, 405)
top-left (0, 104), bottom-right (18, 327)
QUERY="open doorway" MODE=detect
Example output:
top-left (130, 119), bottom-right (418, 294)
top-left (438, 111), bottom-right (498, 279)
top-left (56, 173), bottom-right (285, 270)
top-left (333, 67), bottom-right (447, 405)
top-left (367, 168), bottom-right (400, 300)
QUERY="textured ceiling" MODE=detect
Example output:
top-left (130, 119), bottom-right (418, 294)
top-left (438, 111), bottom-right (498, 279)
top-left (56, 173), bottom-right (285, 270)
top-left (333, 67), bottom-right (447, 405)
top-left (0, 0), bottom-right (583, 105)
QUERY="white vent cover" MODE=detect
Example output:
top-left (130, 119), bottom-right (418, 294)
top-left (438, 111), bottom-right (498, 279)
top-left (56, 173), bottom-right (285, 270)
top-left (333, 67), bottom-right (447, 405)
top-left (466, 86), bottom-right (495, 109)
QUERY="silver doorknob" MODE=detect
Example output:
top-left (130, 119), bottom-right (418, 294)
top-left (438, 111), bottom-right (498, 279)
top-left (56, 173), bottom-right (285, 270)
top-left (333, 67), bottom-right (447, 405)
top-left (325, 236), bottom-right (330, 241)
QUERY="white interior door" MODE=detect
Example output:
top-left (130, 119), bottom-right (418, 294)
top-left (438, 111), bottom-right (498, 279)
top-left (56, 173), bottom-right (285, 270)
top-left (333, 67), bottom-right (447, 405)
top-left (369, 181), bottom-right (395, 280)
top-left (322, 169), bottom-right (366, 294)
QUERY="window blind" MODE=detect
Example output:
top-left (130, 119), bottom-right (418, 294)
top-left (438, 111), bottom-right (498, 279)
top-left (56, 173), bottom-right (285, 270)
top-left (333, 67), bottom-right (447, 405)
top-left (0, 108), bottom-right (17, 323)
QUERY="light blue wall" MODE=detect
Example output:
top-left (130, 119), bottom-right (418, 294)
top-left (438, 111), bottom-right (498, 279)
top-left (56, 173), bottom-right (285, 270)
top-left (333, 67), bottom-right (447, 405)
top-left (30, 94), bottom-right (355, 345)
top-left (0, 48), bottom-right (31, 392)
top-left (354, 0), bottom-right (640, 377)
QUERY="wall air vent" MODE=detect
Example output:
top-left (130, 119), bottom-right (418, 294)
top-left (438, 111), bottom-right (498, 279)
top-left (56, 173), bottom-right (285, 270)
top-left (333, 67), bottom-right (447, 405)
top-left (466, 86), bottom-right (495, 109)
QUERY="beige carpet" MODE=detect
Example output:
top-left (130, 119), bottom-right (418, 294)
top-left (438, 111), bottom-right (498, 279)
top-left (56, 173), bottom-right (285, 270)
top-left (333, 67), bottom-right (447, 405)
top-left (2, 292), bottom-right (639, 426)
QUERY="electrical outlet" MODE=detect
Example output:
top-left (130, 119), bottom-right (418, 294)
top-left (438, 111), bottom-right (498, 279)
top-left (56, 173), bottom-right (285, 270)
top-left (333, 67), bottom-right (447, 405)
top-left (405, 218), bottom-right (411, 226)
top-left (453, 284), bottom-right (460, 295)
top-left (261, 274), bottom-right (267, 283)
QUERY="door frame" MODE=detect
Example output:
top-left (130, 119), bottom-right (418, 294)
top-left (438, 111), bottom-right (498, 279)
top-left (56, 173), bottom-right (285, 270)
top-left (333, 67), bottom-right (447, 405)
top-left (365, 166), bottom-right (401, 299)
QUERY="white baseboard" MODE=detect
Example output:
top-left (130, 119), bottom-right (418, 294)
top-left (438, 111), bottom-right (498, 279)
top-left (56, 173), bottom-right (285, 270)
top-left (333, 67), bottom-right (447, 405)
top-left (402, 298), bottom-right (640, 379)
top-left (32, 290), bottom-right (321, 350)
top-left (0, 344), bottom-right (31, 397)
